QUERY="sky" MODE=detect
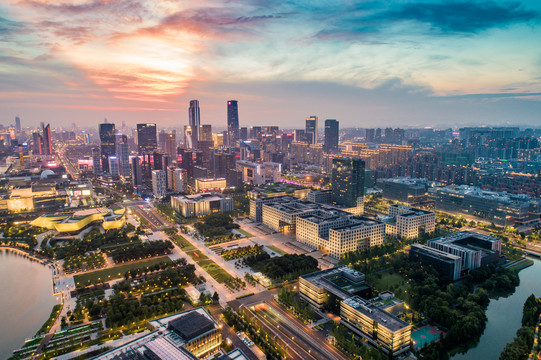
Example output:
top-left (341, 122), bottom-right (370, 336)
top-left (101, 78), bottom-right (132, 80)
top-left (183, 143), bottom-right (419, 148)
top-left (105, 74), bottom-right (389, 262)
top-left (1, 0), bottom-right (541, 129)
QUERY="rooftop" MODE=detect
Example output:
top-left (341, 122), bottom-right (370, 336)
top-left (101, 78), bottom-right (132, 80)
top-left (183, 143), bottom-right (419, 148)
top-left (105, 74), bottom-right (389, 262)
top-left (331, 216), bottom-right (383, 232)
top-left (168, 311), bottom-right (216, 341)
top-left (342, 296), bottom-right (410, 332)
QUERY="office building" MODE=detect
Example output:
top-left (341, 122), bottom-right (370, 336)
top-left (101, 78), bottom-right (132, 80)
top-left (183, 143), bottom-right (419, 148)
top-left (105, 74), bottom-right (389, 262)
top-left (199, 124), bottom-right (212, 141)
top-left (108, 156), bottom-right (120, 178)
top-left (99, 123), bottom-right (115, 173)
top-left (227, 100), bottom-right (239, 141)
top-left (118, 142), bottom-right (130, 177)
top-left (307, 189), bottom-right (332, 204)
top-left (409, 244), bottom-right (462, 281)
top-left (341, 296), bottom-right (411, 356)
top-left (240, 127), bottom-right (248, 141)
top-left (92, 147), bottom-right (101, 175)
top-left (236, 160), bottom-right (281, 185)
top-left (189, 100), bottom-right (200, 149)
top-left (324, 119), bottom-right (339, 153)
top-left (377, 177), bottom-right (430, 205)
top-left (93, 308), bottom-right (221, 360)
top-left (332, 157), bottom-right (365, 208)
top-left (32, 132), bottom-right (42, 155)
top-left (152, 170), bottom-right (166, 198)
top-left (195, 178), bottom-right (226, 192)
top-left (42, 123), bottom-right (52, 155)
top-left (299, 267), bottom-right (411, 356)
top-left (428, 231), bottom-right (502, 270)
top-left (383, 205), bottom-right (435, 240)
top-left (429, 185), bottom-right (541, 226)
top-left (305, 116), bottom-right (318, 144)
top-left (137, 123), bottom-right (157, 155)
top-left (171, 192), bottom-right (233, 218)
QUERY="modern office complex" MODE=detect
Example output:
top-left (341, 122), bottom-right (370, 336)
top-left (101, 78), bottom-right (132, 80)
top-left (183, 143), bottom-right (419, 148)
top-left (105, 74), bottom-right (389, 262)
top-left (429, 185), bottom-right (541, 226)
top-left (377, 177), bottom-right (430, 205)
top-left (95, 308), bottom-right (221, 359)
top-left (332, 157), bottom-right (365, 208)
top-left (383, 205), bottom-right (436, 239)
top-left (137, 123), bottom-right (158, 155)
top-left (171, 192), bottom-right (233, 218)
top-left (236, 160), bottom-right (281, 185)
top-left (305, 115), bottom-right (318, 144)
top-left (409, 243), bottom-right (462, 281)
top-left (299, 267), bottom-right (411, 356)
top-left (427, 231), bottom-right (502, 271)
top-left (341, 296), bottom-right (411, 357)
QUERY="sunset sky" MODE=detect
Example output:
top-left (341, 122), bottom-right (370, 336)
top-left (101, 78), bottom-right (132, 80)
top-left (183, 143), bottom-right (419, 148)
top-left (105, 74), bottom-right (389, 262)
top-left (1, 0), bottom-right (541, 129)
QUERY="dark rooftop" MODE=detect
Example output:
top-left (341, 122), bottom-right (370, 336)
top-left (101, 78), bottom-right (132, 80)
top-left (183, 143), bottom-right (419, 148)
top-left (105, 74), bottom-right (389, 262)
top-left (168, 312), bottom-right (215, 341)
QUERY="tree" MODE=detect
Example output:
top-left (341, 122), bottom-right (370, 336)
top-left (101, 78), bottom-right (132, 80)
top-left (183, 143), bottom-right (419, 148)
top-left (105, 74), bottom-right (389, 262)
top-left (212, 291), bottom-right (220, 304)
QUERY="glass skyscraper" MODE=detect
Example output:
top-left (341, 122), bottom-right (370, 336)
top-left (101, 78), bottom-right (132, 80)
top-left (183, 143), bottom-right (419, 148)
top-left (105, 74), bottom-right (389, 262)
top-left (137, 123), bottom-right (157, 155)
top-left (189, 100), bottom-right (200, 149)
top-left (99, 122), bottom-right (116, 173)
top-left (324, 119), bottom-right (339, 153)
top-left (331, 157), bottom-right (365, 208)
top-left (227, 100), bottom-right (239, 141)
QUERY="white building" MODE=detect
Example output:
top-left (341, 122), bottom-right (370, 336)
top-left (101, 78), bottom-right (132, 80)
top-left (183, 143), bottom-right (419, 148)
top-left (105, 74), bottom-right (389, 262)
top-left (167, 166), bottom-right (184, 192)
top-left (152, 170), bottom-right (166, 198)
top-left (236, 160), bottom-right (281, 185)
top-left (383, 204), bottom-right (435, 240)
top-left (171, 192), bottom-right (233, 218)
top-left (108, 156), bottom-right (120, 178)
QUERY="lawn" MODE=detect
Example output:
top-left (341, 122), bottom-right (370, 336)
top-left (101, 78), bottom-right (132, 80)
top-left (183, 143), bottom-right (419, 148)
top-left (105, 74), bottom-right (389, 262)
top-left (366, 270), bottom-right (407, 297)
top-left (265, 245), bottom-right (286, 256)
top-left (171, 234), bottom-right (196, 251)
top-left (187, 250), bottom-right (234, 284)
top-left (237, 229), bottom-right (255, 238)
top-left (74, 256), bottom-right (172, 287)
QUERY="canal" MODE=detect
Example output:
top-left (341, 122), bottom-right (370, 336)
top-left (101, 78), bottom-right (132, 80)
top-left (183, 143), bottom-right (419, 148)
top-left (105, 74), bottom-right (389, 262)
top-left (0, 249), bottom-right (58, 359)
top-left (452, 258), bottom-right (541, 359)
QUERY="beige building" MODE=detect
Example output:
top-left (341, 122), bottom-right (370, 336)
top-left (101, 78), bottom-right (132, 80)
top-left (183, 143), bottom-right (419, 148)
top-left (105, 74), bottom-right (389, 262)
top-left (195, 178), bottom-right (226, 192)
top-left (384, 204), bottom-right (436, 240)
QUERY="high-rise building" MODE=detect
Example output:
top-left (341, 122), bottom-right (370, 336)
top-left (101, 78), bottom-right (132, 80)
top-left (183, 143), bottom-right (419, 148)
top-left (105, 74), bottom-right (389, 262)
top-left (32, 132), bottom-right (42, 155)
top-left (152, 170), bottom-right (166, 198)
top-left (184, 125), bottom-right (194, 149)
top-left (332, 158), bottom-right (365, 208)
top-left (305, 116), bottom-right (318, 144)
top-left (324, 119), bottom-right (339, 153)
top-left (240, 127), bottom-right (248, 141)
top-left (15, 116), bottom-right (21, 133)
top-left (158, 130), bottom-right (168, 152)
top-left (108, 156), bottom-right (120, 178)
top-left (167, 166), bottom-right (184, 192)
top-left (227, 100), bottom-right (239, 141)
top-left (189, 100), bottom-right (200, 149)
top-left (200, 124), bottom-right (212, 141)
top-left (131, 158), bottom-right (142, 187)
top-left (42, 123), bottom-right (52, 155)
top-left (119, 143), bottom-right (130, 177)
top-left (137, 123), bottom-right (157, 155)
top-left (99, 123), bottom-right (116, 173)
top-left (158, 130), bottom-right (177, 159)
top-left (92, 147), bottom-right (101, 174)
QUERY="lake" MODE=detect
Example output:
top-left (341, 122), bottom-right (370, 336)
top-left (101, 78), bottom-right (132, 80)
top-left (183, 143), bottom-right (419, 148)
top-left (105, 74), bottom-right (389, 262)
top-left (0, 249), bottom-right (59, 359)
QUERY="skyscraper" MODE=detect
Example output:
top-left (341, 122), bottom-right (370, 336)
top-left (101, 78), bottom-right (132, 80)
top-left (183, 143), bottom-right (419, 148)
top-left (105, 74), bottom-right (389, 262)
top-left (42, 123), bottom-right (52, 155)
top-left (137, 124), bottom-right (157, 155)
top-left (119, 142), bottom-right (130, 177)
top-left (99, 123), bottom-right (116, 173)
top-left (152, 170), bottom-right (166, 198)
top-left (15, 116), bottom-right (21, 133)
top-left (32, 132), bottom-right (42, 155)
top-left (332, 158), bottom-right (365, 208)
top-left (92, 147), bottom-right (101, 174)
top-left (305, 116), bottom-right (318, 144)
top-left (227, 100), bottom-right (239, 141)
top-left (324, 119), bottom-right (339, 153)
top-left (131, 157), bottom-right (142, 187)
top-left (108, 156), bottom-right (120, 178)
top-left (189, 100), bottom-right (200, 149)
top-left (199, 124), bottom-right (212, 141)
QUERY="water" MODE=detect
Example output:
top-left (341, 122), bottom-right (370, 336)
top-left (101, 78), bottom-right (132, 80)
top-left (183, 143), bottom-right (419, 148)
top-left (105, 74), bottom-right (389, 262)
top-left (0, 249), bottom-right (59, 359)
top-left (452, 258), bottom-right (541, 359)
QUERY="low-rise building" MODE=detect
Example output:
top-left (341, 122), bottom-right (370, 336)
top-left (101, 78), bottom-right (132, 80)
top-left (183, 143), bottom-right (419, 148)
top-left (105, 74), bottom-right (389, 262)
top-left (427, 231), bottom-right (502, 271)
top-left (195, 178), bottom-right (227, 192)
top-left (383, 205), bottom-right (435, 240)
top-left (377, 177), bottom-right (430, 205)
top-left (409, 243), bottom-right (462, 281)
top-left (236, 160), bottom-right (281, 185)
top-left (171, 192), bottom-right (233, 218)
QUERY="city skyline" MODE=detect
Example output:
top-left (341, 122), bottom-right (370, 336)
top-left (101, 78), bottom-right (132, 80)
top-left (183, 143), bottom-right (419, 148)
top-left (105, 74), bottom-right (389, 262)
top-left (1, 0), bottom-right (541, 127)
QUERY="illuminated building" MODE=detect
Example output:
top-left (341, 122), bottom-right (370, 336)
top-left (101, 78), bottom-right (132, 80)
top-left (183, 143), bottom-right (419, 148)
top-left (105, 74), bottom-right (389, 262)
top-left (324, 119), bottom-right (339, 153)
top-left (189, 100), bottom-right (200, 149)
top-left (195, 178), bottom-right (226, 192)
top-left (409, 244), bottom-right (462, 281)
top-left (108, 156), bottom-right (119, 178)
top-left (236, 160), bottom-right (281, 185)
top-left (92, 147), bottom-right (101, 174)
top-left (382, 205), bottom-right (435, 240)
top-left (305, 115), bottom-right (318, 144)
top-left (227, 100), bottom-right (239, 141)
top-left (171, 192), bottom-right (233, 218)
top-left (377, 177), bottom-right (429, 205)
top-left (152, 170), bottom-right (166, 198)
